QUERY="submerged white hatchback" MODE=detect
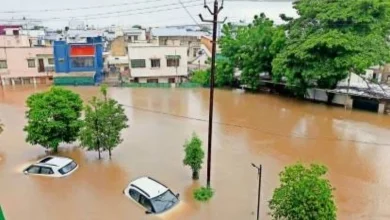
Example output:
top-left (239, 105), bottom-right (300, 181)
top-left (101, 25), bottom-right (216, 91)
top-left (23, 156), bottom-right (78, 177)
top-left (124, 177), bottom-right (180, 214)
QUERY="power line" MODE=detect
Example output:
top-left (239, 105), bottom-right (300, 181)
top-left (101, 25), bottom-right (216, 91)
top-left (0, 0), bottom-right (171, 14)
top-left (0, 2), bottom-right (204, 22)
top-left (119, 103), bottom-right (390, 146)
top-left (178, 0), bottom-right (202, 27)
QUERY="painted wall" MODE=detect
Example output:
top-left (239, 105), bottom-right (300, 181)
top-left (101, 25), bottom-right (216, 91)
top-left (0, 35), bottom-right (30, 47)
top-left (54, 37), bottom-right (103, 83)
top-left (128, 45), bottom-right (188, 78)
top-left (0, 47), bottom-right (53, 78)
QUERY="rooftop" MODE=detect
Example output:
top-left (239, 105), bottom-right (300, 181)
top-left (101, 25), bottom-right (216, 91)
top-left (130, 177), bottom-right (168, 198)
top-left (151, 27), bottom-right (206, 37)
top-left (330, 81), bottom-right (390, 100)
top-left (37, 156), bottom-right (73, 168)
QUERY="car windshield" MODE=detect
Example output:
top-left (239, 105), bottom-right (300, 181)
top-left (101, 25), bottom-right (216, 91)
top-left (58, 162), bottom-right (77, 175)
top-left (151, 190), bottom-right (178, 213)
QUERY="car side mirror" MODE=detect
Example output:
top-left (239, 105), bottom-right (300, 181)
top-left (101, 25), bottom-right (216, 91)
top-left (176, 193), bottom-right (180, 198)
top-left (23, 171), bottom-right (28, 174)
top-left (145, 210), bottom-right (152, 215)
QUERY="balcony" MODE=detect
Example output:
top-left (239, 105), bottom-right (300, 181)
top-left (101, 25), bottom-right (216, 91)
top-left (0, 69), bottom-right (9, 75)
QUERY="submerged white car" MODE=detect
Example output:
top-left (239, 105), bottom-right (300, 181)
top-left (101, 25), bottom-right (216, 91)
top-left (124, 177), bottom-right (180, 214)
top-left (23, 156), bottom-right (78, 177)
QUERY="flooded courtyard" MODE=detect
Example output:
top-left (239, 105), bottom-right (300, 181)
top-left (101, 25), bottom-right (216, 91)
top-left (1, 85), bottom-right (390, 220)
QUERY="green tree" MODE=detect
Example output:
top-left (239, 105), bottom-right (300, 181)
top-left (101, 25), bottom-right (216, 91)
top-left (191, 59), bottom-right (235, 87)
top-left (0, 120), bottom-right (3, 135)
top-left (183, 133), bottom-right (205, 180)
top-left (193, 186), bottom-right (214, 202)
top-left (80, 85), bottom-right (128, 159)
top-left (132, 25), bottom-right (142, 29)
top-left (190, 69), bottom-right (209, 86)
top-left (220, 13), bottom-right (286, 89)
top-left (215, 59), bottom-right (235, 87)
top-left (273, 0), bottom-right (390, 97)
top-left (269, 163), bottom-right (337, 220)
top-left (24, 87), bottom-right (83, 153)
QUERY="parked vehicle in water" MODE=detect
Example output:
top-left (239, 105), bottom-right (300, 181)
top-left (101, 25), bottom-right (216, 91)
top-left (124, 177), bottom-right (180, 214)
top-left (23, 156), bottom-right (78, 177)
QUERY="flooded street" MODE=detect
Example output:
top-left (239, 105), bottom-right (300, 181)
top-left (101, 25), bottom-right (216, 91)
top-left (1, 85), bottom-right (390, 220)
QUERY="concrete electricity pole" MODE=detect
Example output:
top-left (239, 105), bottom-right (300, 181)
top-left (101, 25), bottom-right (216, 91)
top-left (199, 0), bottom-right (226, 188)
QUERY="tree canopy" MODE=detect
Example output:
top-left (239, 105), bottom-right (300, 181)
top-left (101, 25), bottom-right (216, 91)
top-left (80, 85), bottom-right (128, 159)
top-left (24, 87), bottom-right (83, 153)
top-left (0, 121), bottom-right (3, 135)
top-left (269, 163), bottom-right (337, 220)
top-left (220, 13), bottom-right (286, 89)
top-left (190, 59), bottom-right (235, 87)
top-left (183, 133), bottom-right (205, 180)
top-left (272, 0), bottom-right (390, 96)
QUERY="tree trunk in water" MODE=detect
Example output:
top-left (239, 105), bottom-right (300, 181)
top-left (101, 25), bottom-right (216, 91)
top-left (192, 170), bottom-right (199, 180)
top-left (53, 145), bottom-right (58, 153)
top-left (109, 148), bottom-right (112, 159)
top-left (98, 148), bottom-right (101, 160)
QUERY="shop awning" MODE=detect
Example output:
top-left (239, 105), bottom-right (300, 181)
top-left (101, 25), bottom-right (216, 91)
top-left (165, 55), bottom-right (181, 59)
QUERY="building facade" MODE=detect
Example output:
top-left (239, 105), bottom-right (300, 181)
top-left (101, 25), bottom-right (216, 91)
top-left (128, 44), bottom-right (187, 83)
top-left (53, 37), bottom-right (104, 85)
top-left (0, 33), bottom-right (54, 86)
top-left (151, 28), bottom-right (206, 62)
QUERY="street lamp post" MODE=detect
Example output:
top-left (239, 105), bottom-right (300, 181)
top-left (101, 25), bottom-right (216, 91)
top-left (252, 163), bottom-right (262, 220)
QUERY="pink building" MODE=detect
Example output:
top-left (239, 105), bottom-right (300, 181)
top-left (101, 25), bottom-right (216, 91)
top-left (0, 34), bottom-right (54, 86)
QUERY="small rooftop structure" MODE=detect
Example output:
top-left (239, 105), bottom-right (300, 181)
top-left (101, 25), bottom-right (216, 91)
top-left (151, 27), bottom-right (206, 37)
top-left (329, 81), bottom-right (390, 100)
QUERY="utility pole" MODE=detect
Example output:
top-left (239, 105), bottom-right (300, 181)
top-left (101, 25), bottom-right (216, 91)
top-left (199, 0), bottom-right (226, 188)
top-left (251, 163), bottom-right (262, 220)
top-left (344, 71), bottom-right (352, 110)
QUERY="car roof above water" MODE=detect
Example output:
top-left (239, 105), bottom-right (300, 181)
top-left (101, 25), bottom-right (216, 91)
top-left (130, 177), bottom-right (168, 199)
top-left (36, 156), bottom-right (73, 168)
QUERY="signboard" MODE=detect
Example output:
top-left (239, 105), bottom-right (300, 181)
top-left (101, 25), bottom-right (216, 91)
top-left (70, 45), bottom-right (95, 56)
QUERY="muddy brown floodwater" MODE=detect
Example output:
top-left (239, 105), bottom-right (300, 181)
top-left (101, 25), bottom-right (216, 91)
top-left (1, 85), bottom-right (390, 220)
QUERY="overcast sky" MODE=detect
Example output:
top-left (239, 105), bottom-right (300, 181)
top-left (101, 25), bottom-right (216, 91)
top-left (0, 0), bottom-right (297, 29)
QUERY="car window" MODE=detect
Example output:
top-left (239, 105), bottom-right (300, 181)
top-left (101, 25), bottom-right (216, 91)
top-left (27, 165), bottom-right (40, 174)
top-left (40, 167), bottom-right (54, 175)
top-left (151, 190), bottom-right (179, 213)
top-left (129, 189), bottom-right (140, 201)
top-left (59, 162), bottom-right (77, 175)
top-left (139, 195), bottom-right (153, 212)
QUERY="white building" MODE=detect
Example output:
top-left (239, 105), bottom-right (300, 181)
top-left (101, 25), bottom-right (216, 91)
top-left (151, 27), bottom-right (207, 62)
top-left (128, 43), bottom-right (188, 83)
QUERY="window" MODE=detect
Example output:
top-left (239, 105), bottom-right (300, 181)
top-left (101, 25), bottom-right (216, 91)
top-left (134, 36), bottom-right (138, 41)
top-left (71, 57), bottom-right (94, 68)
top-left (167, 58), bottom-right (179, 67)
top-left (129, 189), bottom-right (140, 201)
top-left (0, 60), bottom-right (7, 69)
top-left (151, 190), bottom-right (179, 213)
top-left (40, 167), bottom-right (54, 175)
top-left (26, 166), bottom-right (40, 174)
top-left (168, 78), bottom-right (175, 83)
top-left (48, 58), bottom-right (54, 65)
top-left (147, 78), bottom-right (158, 83)
top-left (193, 48), bottom-right (200, 57)
top-left (131, 59), bottom-right (146, 68)
top-left (139, 195), bottom-right (153, 212)
top-left (151, 59), bottom-right (160, 68)
top-left (59, 162), bottom-right (77, 175)
top-left (27, 59), bottom-right (35, 68)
